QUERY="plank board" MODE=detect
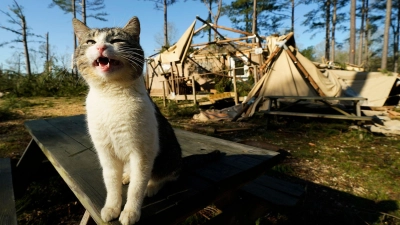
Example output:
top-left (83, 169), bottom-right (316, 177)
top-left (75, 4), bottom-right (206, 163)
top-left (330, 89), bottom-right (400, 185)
top-left (22, 115), bottom-right (281, 225)
top-left (0, 158), bottom-right (17, 225)
top-left (264, 111), bottom-right (372, 121)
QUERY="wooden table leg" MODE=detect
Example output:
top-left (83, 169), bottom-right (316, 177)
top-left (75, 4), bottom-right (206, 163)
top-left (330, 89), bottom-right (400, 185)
top-left (80, 210), bottom-right (96, 225)
top-left (14, 139), bottom-right (49, 192)
top-left (16, 139), bottom-right (45, 168)
top-left (354, 100), bottom-right (361, 117)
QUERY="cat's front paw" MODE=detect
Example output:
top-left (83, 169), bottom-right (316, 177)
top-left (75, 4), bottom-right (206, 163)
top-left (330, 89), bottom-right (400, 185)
top-left (122, 172), bottom-right (130, 185)
top-left (101, 206), bottom-right (120, 222)
top-left (119, 209), bottom-right (140, 225)
top-left (145, 183), bottom-right (161, 197)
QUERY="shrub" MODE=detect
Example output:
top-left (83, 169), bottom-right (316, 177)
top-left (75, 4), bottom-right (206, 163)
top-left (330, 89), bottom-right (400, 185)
top-left (0, 67), bottom-right (87, 97)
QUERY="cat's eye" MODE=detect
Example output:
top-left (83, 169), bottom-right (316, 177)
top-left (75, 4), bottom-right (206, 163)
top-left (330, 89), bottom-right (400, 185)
top-left (86, 40), bottom-right (96, 45)
top-left (110, 39), bottom-right (125, 44)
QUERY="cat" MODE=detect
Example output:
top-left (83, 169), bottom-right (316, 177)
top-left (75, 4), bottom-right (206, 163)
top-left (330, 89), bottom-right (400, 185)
top-left (72, 17), bottom-right (182, 225)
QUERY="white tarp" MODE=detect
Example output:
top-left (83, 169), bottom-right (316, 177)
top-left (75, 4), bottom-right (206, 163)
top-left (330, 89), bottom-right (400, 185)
top-left (329, 70), bottom-right (398, 107)
top-left (243, 34), bottom-right (399, 117)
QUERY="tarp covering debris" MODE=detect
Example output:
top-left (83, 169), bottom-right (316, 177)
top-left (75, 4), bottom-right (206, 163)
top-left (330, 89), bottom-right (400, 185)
top-left (242, 34), bottom-right (399, 117)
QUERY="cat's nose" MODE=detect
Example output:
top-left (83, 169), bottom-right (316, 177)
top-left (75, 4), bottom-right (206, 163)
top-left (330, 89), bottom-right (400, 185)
top-left (97, 44), bottom-right (107, 54)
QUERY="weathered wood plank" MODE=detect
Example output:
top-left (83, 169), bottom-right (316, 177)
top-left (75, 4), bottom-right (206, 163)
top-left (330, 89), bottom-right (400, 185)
top-left (175, 129), bottom-right (279, 158)
top-left (265, 96), bottom-right (368, 101)
top-left (24, 119), bottom-right (110, 224)
top-left (264, 111), bottom-right (372, 121)
top-left (23, 116), bottom-right (283, 225)
top-left (45, 115), bottom-right (92, 149)
top-left (0, 158), bottom-right (17, 225)
top-left (24, 119), bottom-right (90, 156)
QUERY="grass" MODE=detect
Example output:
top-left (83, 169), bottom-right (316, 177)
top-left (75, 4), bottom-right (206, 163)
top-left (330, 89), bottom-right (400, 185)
top-left (1, 97), bottom-right (399, 224)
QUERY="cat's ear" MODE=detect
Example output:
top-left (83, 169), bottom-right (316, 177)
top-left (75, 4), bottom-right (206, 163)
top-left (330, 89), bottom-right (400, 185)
top-left (123, 16), bottom-right (140, 40)
top-left (73, 18), bottom-right (90, 44)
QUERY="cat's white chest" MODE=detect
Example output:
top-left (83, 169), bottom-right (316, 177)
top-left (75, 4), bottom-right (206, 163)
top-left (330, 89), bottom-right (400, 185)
top-left (85, 84), bottom-right (158, 161)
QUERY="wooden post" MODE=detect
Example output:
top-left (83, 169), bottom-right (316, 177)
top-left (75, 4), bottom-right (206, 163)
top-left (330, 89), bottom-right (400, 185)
top-left (162, 81), bottom-right (166, 107)
top-left (191, 76), bottom-right (197, 105)
top-left (232, 70), bottom-right (239, 105)
top-left (253, 65), bottom-right (258, 83)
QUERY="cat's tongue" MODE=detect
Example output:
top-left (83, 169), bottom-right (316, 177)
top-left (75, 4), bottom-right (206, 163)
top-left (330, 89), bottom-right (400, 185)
top-left (96, 57), bottom-right (119, 72)
top-left (97, 57), bottom-right (110, 70)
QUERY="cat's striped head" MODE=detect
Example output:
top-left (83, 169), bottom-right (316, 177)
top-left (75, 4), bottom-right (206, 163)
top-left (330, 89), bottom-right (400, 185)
top-left (73, 17), bottom-right (144, 85)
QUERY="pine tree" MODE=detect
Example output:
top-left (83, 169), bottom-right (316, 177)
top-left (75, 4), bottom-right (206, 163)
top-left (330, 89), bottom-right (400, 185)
top-left (302, 0), bottom-right (348, 62)
top-left (0, 0), bottom-right (39, 77)
top-left (224, 0), bottom-right (287, 36)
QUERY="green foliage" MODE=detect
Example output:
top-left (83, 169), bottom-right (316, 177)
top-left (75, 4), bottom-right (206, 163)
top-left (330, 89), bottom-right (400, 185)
top-left (49, 0), bottom-right (108, 22)
top-left (300, 46), bottom-right (316, 61)
top-left (223, 0), bottom-right (287, 35)
top-left (0, 67), bottom-right (87, 97)
top-left (163, 101), bottom-right (199, 118)
top-left (0, 96), bottom-right (38, 121)
top-left (214, 76), bottom-right (232, 93)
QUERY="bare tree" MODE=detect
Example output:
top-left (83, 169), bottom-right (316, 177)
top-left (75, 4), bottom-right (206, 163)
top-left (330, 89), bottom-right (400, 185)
top-left (203, 0), bottom-right (223, 41)
top-left (144, 0), bottom-right (179, 49)
top-left (331, 0), bottom-right (337, 62)
top-left (49, 0), bottom-right (108, 24)
top-left (392, 0), bottom-right (399, 72)
top-left (357, 0), bottom-right (366, 65)
top-left (0, 0), bottom-right (37, 77)
top-left (154, 22), bottom-right (179, 49)
top-left (349, 0), bottom-right (356, 64)
top-left (381, 0), bottom-right (392, 70)
top-left (324, 0), bottom-right (331, 61)
top-left (302, 0), bottom-right (347, 62)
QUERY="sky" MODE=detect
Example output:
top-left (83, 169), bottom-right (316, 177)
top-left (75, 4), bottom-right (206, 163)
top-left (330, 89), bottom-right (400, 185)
top-left (0, 0), bottom-right (338, 73)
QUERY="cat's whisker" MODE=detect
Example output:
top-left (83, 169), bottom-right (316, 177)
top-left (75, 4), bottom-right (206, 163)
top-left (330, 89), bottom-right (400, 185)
top-left (120, 55), bottom-right (143, 72)
top-left (119, 51), bottom-right (144, 58)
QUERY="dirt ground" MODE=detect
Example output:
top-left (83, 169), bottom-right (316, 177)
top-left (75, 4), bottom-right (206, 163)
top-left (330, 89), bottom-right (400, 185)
top-left (1, 97), bottom-right (399, 225)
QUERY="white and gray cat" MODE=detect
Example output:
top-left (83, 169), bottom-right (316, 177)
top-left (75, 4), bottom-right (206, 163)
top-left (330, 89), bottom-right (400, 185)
top-left (72, 17), bottom-right (182, 225)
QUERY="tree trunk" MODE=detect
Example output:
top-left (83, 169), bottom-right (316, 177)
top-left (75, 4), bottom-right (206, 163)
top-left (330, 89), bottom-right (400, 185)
top-left (21, 15), bottom-right (31, 77)
top-left (291, 0), bottom-right (294, 32)
top-left (357, 0), bottom-right (365, 65)
top-left (164, 0), bottom-right (168, 48)
top-left (349, 0), bottom-right (356, 64)
top-left (46, 32), bottom-right (50, 73)
top-left (331, 0), bottom-right (337, 62)
top-left (364, 0), bottom-right (369, 70)
top-left (252, 0), bottom-right (257, 43)
top-left (245, 2), bottom-right (251, 33)
top-left (208, 0), bottom-right (212, 42)
top-left (82, 0), bottom-right (86, 24)
top-left (325, 0), bottom-right (330, 61)
top-left (393, 0), bottom-right (399, 73)
top-left (72, 0), bottom-right (77, 49)
top-left (381, 0), bottom-right (392, 71)
top-left (213, 0), bottom-right (222, 40)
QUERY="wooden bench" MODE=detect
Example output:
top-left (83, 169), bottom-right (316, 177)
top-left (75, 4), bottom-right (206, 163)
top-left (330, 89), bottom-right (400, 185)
top-left (263, 96), bottom-right (372, 121)
top-left (0, 158), bottom-right (18, 225)
top-left (17, 115), bottom-right (294, 225)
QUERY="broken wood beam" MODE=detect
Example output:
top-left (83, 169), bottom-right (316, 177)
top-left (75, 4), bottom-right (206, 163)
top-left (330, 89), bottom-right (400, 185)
top-left (196, 16), bottom-right (258, 66)
top-left (258, 32), bottom-right (294, 74)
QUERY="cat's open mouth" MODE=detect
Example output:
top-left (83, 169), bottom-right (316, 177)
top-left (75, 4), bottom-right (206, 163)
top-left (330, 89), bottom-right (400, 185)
top-left (94, 57), bottom-right (121, 71)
